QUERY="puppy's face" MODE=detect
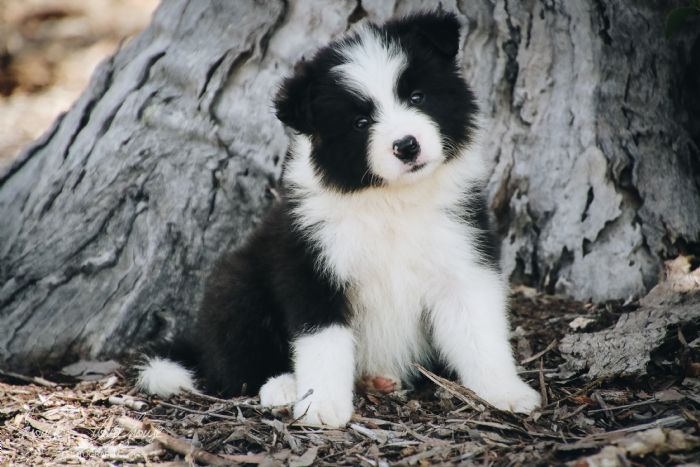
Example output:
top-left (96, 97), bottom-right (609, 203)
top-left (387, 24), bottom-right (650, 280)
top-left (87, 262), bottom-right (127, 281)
top-left (276, 12), bottom-right (478, 192)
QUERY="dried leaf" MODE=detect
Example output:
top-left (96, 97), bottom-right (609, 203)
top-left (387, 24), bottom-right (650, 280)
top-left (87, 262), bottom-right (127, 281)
top-left (569, 316), bottom-right (595, 331)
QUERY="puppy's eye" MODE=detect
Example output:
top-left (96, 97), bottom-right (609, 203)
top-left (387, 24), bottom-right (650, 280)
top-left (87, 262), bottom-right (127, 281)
top-left (409, 91), bottom-right (425, 105)
top-left (354, 116), bottom-right (370, 130)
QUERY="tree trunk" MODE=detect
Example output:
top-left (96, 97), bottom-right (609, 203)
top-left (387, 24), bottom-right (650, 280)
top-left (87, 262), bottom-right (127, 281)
top-left (1, 0), bottom-right (698, 371)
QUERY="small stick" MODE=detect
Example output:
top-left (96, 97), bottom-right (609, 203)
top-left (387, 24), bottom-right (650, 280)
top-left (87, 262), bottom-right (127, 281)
top-left (521, 339), bottom-right (558, 365)
top-left (157, 401), bottom-right (240, 421)
top-left (109, 395), bottom-right (148, 411)
top-left (219, 453), bottom-right (268, 464)
top-left (587, 398), bottom-right (657, 414)
top-left (413, 363), bottom-right (488, 412)
top-left (557, 403), bottom-right (588, 421)
top-left (538, 359), bottom-right (548, 406)
top-left (181, 389), bottom-right (257, 407)
top-left (26, 417), bottom-right (59, 436)
top-left (581, 415), bottom-right (686, 440)
top-left (349, 423), bottom-right (382, 441)
top-left (518, 368), bottom-right (557, 374)
top-left (116, 416), bottom-right (229, 466)
top-left (592, 391), bottom-right (613, 420)
top-left (0, 369), bottom-right (57, 387)
top-left (546, 377), bottom-right (604, 408)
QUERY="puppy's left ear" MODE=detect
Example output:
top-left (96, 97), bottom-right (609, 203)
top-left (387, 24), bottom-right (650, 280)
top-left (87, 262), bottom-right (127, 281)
top-left (274, 60), bottom-right (314, 134)
top-left (403, 11), bottom-right (462, 58)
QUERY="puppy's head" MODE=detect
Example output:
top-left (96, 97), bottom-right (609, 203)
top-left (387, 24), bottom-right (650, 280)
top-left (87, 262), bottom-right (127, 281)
top-left (275, 11), bottom-right (478, 192)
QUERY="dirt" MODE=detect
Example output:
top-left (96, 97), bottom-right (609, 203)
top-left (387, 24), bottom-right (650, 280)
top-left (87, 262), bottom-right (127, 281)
top-left (1, 291), bottom-right (698, 466)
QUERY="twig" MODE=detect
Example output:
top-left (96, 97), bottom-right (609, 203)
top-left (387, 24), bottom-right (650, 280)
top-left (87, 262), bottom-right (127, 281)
top-left (401, 446), bottom-right (451, 464)
top-left (287, 402), bottom-right (311, 427)
top-left (181, 389), bottom-right (260, 408)
top-left (157, 400), bottom-right (240, 421)
top-left (267, 388), bottom-right (314, 410)
top-left (557, 403), bottom-right (589, 421)
top-left (444, 417), bottom-right (578, 441)
top-left (219, 453), bottom-right (268, 464)
top-left (413, 364), bottom-right (488, 412)
top-left (26, 416), bottom-right (59, 436)
top-left (109, 395), bottom-right (147, 411)
top-left (587, 398), bottom-right (657, 414)
top-left (538, 359), bottom-right (548, 406)
top-left (521, 339), bottom-right (558, 365)
top-left (545, 377), bottom-right (604, 408)
top-left (0, 369), bottom-right (57, 387)
top-left (357, 454), bottom-right (389, 467)
top-left (351, 414), bottom-right (401, 428)
top-left (581, 415), bottom-right (686, 440)
top-left (26, 416), bottom-right (94, 442)
top-left (286, 388), bottom-right (317, 427)
top-left (518, 368), bottom-right (557, 374)
top-left (116, 416), bottom-right (229, 465)
top-left (349, 423), bottom-right (382, 441)
top-left (591, 391), bottom-right (613, 420)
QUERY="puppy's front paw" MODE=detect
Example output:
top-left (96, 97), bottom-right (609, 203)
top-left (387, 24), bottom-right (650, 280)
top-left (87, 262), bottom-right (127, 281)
top-left (259, 373), bottom-right (296, 407)
top-left (293, 392), bottom-right (353, 428)
top-left (474, 378), bottom-right (541, 414)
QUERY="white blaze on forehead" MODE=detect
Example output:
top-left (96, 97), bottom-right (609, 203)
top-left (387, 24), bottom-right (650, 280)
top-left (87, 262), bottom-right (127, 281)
top-left (332, 27), bottom-right (407, 110)
top-left (330, 26), bottom-right (446, 184)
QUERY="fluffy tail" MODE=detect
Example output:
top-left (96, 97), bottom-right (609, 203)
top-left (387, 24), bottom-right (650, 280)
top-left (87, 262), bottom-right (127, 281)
top-left (134, 339), bottom-right (200, 398)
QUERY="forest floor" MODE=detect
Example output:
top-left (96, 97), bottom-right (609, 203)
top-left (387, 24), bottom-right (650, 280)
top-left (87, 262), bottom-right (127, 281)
top-left (1, 290), bottom-right (699, 466)
top-left (2, 2), bottom-right (698, 465)
top-left (0, 0), bottom-right (157, 171)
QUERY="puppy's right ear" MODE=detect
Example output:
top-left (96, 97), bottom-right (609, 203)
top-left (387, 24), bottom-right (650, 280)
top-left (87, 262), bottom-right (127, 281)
top-left (274, 61), bottom-right (314, 134)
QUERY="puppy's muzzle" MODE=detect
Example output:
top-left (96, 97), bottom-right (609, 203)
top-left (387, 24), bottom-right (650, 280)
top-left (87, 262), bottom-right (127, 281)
top-left (392, 135), bottom-right (420, 162)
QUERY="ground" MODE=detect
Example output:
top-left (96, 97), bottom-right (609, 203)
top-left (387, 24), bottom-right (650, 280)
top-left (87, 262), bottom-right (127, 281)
top-left (1, 3), bottom-right (699, 465)
top-left (0, 0), bottom-right (157, 170)
top-left (1, 291), bottom-right (698, 466)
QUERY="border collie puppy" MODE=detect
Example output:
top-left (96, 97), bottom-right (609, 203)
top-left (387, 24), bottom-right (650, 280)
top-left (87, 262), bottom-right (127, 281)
top-left (137, 11), bottom-right (540, 427)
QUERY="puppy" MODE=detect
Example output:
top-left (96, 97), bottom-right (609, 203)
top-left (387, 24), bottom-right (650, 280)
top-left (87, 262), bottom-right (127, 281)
top-left (137, 11), bottom-right (541, 428)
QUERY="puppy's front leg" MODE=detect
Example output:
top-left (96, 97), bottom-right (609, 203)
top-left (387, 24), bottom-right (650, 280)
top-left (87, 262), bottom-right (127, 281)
top-left (293, 324), bottom-right (355, 427)
top-left (430, 268), bottom-right (541, 413)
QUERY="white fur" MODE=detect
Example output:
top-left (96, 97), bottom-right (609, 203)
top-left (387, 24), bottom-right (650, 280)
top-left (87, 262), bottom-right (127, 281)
top-left (333, 27), bottom-right (444, 183)
top-left (277, 24), bottom-right (539, 421)
top-left (292, 325), bottom-right (355, 427)
top-left (427, 269), bottom-right (541, 413)
top-left (259, 373), bottom-right (297, 407)
top-left (284, 127), bottom-right (540, 414)
top-left (135, 357), bottom-right (197, 398)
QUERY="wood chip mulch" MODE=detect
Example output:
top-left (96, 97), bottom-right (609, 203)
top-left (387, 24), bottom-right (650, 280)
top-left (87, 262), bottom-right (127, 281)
top-left (1, 292), bottom-right (699, 466)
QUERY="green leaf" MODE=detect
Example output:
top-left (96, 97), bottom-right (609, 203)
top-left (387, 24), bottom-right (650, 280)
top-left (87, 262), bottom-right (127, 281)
top-left (665, 7), bottom-right (700, 38)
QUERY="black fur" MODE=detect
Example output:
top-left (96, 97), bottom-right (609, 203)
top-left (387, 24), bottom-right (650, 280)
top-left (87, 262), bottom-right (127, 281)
top-left (275, 11), bottom-right (476, 192)
top-left (143, 11), bottom-right (495, 398)
top-left (192, 203), bottom-right (349, 396)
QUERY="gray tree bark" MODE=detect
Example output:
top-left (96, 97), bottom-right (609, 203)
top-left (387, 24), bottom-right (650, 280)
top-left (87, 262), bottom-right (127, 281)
top-left (1, 0), bottom-right (698, 371)
top-left (560, 257), bottom-right (700, 379)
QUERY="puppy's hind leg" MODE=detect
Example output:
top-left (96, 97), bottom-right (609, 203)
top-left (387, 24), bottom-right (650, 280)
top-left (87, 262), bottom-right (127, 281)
top-left (197, 250), bottom-right (292, 397)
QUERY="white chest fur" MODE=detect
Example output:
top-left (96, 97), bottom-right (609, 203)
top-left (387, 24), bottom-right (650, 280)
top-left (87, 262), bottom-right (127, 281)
top-left (343, 200), bottom-right (477, 380)
top-left (286, 137), bottom-right (490, 382)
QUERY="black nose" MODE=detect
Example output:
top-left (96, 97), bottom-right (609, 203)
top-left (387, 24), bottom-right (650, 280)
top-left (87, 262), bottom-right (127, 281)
top-left (392, 135), bottom-right (420, 161)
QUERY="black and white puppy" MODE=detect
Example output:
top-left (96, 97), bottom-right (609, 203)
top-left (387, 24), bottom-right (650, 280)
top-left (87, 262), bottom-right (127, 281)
top-left (137, 11), bottom-right (541, 427)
